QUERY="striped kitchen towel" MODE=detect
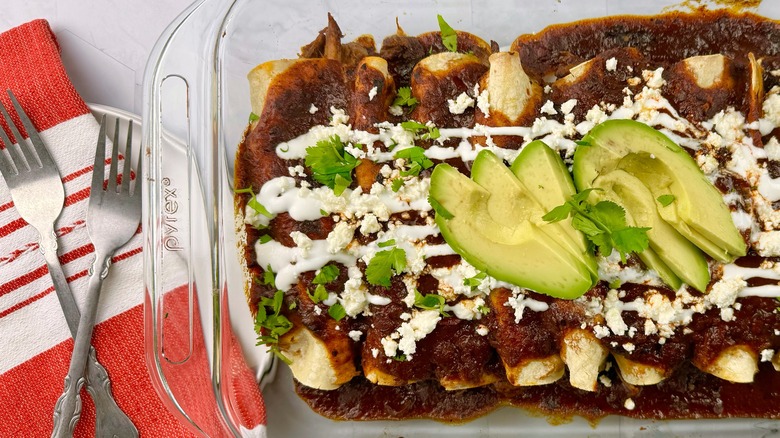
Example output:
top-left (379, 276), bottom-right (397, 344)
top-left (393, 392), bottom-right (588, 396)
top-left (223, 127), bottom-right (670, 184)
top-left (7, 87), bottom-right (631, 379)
top-left (0, 19), bottom-right (266, 437)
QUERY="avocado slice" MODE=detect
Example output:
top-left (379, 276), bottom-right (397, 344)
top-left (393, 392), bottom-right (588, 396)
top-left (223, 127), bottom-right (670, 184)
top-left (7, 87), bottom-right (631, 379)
top-left (509, 141), bottom-right (599, 279)
top-left (430, 163), bottom-right (593, 299)
top-left (593, 169), bottom-right (710, 292)
top-left (573, 119), bottom-right (746, 262)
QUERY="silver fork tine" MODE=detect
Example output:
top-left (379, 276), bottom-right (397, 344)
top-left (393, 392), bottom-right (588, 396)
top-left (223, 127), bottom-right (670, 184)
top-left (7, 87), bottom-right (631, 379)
top-left (0, 98), bottom-right (39, 169)
top-left (120, 122), bottom-right (132, 194)
top-left (0, 132), bottom-right (16, 177)
top-left (8, 90), bottom-right (54, 169)
top-left (0, 103), bottom-right (28, 173)
top-left (107, 119), bottom-right (119, 192)
top-left (91, 116), bottom-right (107, 200)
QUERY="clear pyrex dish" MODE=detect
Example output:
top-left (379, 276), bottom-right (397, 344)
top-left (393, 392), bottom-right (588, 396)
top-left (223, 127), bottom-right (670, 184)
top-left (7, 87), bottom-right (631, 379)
top-left (142, 0), bottom-right (780, 436)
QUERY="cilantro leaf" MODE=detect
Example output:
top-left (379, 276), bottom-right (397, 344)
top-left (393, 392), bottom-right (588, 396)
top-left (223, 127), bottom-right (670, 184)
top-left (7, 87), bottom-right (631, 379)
top-left (305, 135), bottom-right (360, 195)
top-left (254, 289), bottom-right (294, 364)
top-left (395, 146), bottom-right (434, 177)
top-left (393, 87), bottom-right (418, 108)
top-left (261, 265), bottom-right (276, 288)
top-left (437, 14), bottom-right (457, 52)
top-left (414, 290), bottom-right (450, 316)
top-left (313, 264), bottom-right (339, 285)
top-left (248, 112), bottom-right (260, 123)
top-left (234, 186), bottom-right (254, 195)
top-left (463, 271), bottom-right (487, 288)
top-left (544, 190), bottom-right (651, 261)
top-left (328, 302), bottom-right (347, 321)
top-left (541, 203), bottom-right (572, 223)
top-left (428, 195), bottom-right (454, 219)
top-left (391, 178), bottom-right (405, 192)
top-left (612, 226), bottom-right (651, 258)
top-left (401, 121), bottom-right (440, 140)
top-left (378, 239), bottom-right (396, 248)
top-left (258, 234), bottom-right (273, 244)
top-left (308, 284), bottom-right (329, 303)
top-left (366, 246), bottom-right (407, 286)
top-left (591, 201), bottom-right (628, 232)
top-left (657, 194), bottom-right (676, 207)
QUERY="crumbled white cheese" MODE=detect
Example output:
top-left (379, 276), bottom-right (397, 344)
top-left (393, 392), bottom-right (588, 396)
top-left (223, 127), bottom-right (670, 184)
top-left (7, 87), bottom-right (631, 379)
top-left (476, 325), bottom-right (489, 336)
top-left (623, 342), bottom-right (636, 352)
top-left (329, 106), bottom-right (349, 126)
top-left (642, 68), bottom-right (665, 88)
top-left (756, 231), bottom-right (780, 257)
top-left (326, 221), bottom-right (355, 254)
top-left (359, 213), bottom-right (381, 235)
top-left (475, 84), bottom-right (490, 117)
top-left (505, 290), bottom-right (549, 323)
top-left (388, 105), bottom-right (404, 116)
top-left (593, 325), bottom-right (611, 339)
top-left (313, 305), bottom-right (322, 315)
top-left (599, 375), bottom-right (612, 387)
top-left (540, 100), bottom-right (557, 115)
top-left (341, 267), bottom-right (368, 317)
top-left (368, 86), bottom-right (378, 101)
top-left (348, 330), bottom-right (363, 342)
top-left (389, 310), bottom-right (442, 360)
top-left (696, 153), bottom-right (719, 175)
top-left (288, 165), bottom-right (306, 177)
top-left (707, 276), bottom-right (746, 309)
top-left (445, 297), bottom-right (486, 321)
top-left (624, 398), bottom-right (636, 410)
top-left (763, 88), bottom-right (780, 127)
top-left (309, 104), bottom-right (319, 114)
top-left (560, 99), bottom-right (577, 115)
top-left (289, 231), bottom-right (313, 258)
top-left (448, 92), bottom-right (475, 115)
top-left (766, 137), bottom-right (780, 161)
top-left (606, 57), bottom-right (618, 72)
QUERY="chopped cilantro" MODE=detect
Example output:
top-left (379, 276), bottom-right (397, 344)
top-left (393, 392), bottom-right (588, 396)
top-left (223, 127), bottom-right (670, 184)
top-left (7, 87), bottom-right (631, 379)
top-left (391, 178), bottom-right (405, 192)
top-left (400, 120), bottom-right (440, 140)
top-left (657, 194), bottom-right (676, 207)
top-left (395, 146), bottom-right (434, 177)
top-left (305, 135), bottom-right (360, 195)
top-left (428, 195), bottom-right (454, 220)
top-left (543, 189), bottom-right (651, 262)
top-left (258, 234), bottom-right (273, 244)
top-left (254, 290), bottom-right (293, 364)
top-left (248, 112), bottom-right (260, 123)
top-left (393, 87), bottom-right (418, 108)
top-left (477, 305), bottom-right (490, 315)
top-left (437, 15), bottom-right (457, 52)
top-left (235, 186), bottom-right (272, 218)
top-left (414, 290), bottom-right (449, 316)
top-left (308, 284), bottom-right (329, 303)
top-left (366, 246), bottom-right (407, 286)
top-left (313, 264), bottom-right (340, 285)
top-left (609, 279), bottom-right (622, 289)
top-left (260, 265), bottom-right (276, 288)
top-left (378, 239), bottom-right (397, 248)
top-left (463, 271), bottom-right (487, 288)
top-left (328, 302), bottom-right (347, 321)
top-left (392, 354), bottom-right (407, 362)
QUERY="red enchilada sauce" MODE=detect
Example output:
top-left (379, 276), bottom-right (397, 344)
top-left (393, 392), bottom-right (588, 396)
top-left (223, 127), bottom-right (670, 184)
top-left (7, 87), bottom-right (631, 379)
top-left (235, 10), bottom-right (780, 422)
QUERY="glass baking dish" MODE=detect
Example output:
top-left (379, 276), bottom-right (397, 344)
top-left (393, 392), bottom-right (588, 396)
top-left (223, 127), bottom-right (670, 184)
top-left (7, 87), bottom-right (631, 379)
top-left (142, 0), bottom-right (780, 436)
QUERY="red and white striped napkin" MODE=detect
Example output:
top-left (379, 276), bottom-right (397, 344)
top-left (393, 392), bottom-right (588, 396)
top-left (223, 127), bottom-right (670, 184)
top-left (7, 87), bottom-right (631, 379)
top-left (0, 19), bottom-right (266, 437)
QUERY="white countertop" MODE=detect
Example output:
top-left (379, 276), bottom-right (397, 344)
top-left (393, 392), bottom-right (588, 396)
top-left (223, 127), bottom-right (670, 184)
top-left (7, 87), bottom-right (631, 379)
top-left (2, 0), bottom-right (194, 116)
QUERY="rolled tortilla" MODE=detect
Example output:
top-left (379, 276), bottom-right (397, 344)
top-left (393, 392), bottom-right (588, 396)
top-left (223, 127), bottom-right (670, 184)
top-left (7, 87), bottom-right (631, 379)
top-left (695, 345), bottom-right (758, 383)
top-left (560, 328), bottom-right (609, 391)
top-left (612, 353), bottom-right (668, 386)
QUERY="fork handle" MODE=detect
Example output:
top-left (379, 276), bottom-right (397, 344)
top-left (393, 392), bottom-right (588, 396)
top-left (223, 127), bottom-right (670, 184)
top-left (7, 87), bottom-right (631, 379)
top-left (41, 232), bottom-right (137, 438)
top-left (52, 252), bottom-right (111, 438)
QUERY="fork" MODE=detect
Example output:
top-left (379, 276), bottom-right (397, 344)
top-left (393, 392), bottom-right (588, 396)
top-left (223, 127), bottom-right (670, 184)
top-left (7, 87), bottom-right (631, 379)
top-left (0, 90), bottom-right (137, 438)
top-left (51, 115), bottom-right (142, 438)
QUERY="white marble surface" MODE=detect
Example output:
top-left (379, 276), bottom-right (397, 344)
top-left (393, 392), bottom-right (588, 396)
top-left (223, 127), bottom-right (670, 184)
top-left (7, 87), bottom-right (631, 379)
top-left (1, 0), bottom-right (195, 115)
